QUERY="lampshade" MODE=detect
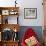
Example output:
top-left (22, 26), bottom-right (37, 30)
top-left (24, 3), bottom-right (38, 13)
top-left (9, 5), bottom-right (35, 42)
top-left (13, 28), bottom-right (17, 32)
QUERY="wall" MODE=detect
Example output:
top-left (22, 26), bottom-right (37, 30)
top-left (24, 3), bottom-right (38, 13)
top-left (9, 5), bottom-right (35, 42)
top-left (0, 0), bottom-right (44, 26)
top-left (19, 0), bottom-right (44, 26)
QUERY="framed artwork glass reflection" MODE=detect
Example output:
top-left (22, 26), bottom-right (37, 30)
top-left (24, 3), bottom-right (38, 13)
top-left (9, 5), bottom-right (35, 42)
top-left (24, 8), bottom-right (37, 19)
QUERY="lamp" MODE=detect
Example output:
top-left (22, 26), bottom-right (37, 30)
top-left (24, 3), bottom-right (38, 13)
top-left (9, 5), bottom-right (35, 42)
top-left (14, 28), bottom-right (17, 32)
top-left (13, 28), bottom-right (19, 41)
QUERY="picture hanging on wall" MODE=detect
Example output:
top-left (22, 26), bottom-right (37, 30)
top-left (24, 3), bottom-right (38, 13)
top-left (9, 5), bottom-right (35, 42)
top-left (24, 8), bottom-right (37, 19)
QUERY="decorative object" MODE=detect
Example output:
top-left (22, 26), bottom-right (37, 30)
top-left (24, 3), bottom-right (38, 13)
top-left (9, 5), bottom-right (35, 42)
top-left (15, 0), bottom-right (17, 7)
top-left (25, 36), bottom-right (38, 46)
top-left (24, 8), bottom-right (37, 19)
top-left (2, 28), bottom-right (13, 41)
top-left (14, 28), bottom-right (17, 32)
top-left (9, 10), bottom-right (18, 15)
top-left (13, 32), bottom-right (18, 41)
top-left (5, 18), bottom-right (8, 24)
top-left (21, 28), bottom-right (41, 46)
top-left (2, 10), bottom-right (9, 15)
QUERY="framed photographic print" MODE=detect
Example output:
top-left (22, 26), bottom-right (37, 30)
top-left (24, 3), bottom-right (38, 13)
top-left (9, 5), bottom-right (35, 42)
top-left (2, 10), bottom-right (9, 15)
top-left (24, 8), bottom-right (37, 19)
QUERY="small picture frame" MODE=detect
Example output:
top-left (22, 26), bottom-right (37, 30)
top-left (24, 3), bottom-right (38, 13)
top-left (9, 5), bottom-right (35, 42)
top-left (24, 8), bottom-right (37, 19)
top-left (2, 10), bottom-right (9, 15)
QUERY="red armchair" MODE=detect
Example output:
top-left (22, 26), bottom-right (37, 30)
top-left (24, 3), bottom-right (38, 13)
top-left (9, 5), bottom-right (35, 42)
top-left (21, 28), bottom-right (41, 46)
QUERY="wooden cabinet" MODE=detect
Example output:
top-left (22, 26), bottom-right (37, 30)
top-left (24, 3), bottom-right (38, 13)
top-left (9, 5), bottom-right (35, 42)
top-left (0, 7), bottom-right (19, 24)
top-left (0, 7), bottom-right (20, 46)
top-left (0, 41), bottom-right (19, 46)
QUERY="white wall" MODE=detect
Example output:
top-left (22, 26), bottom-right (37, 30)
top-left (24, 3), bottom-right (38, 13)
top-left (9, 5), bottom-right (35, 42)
top-left (19, 0), bottom-right (44, 26)
top-left (0, 0), bottom-right (44, 26)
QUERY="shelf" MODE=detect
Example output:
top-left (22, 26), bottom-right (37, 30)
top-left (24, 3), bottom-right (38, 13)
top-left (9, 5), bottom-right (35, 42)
top-left (0, 7), bottom-right (19, 24)
top-left (1, 40), bottom-right (19, 46)
top-left (0, 7), bottom-right (20, 46)
top-left (2, 40), bottom-right (19, 43)
top-left (1, 15), bottom-right (18, 24)
top-left (0, 24), bottom-right (20, 32)
top-left (0, 7), bottom-right (19, 16)
top-left (0, 7), bottom-right (19, 9)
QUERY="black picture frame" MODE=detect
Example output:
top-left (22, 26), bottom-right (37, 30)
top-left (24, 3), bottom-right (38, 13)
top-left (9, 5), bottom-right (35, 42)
top-left (24, 8), bottom-right (37, 19)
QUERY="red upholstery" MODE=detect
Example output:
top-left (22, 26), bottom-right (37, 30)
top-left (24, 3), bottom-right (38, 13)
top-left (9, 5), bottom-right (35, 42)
top-left (21, 28), bottom-right (41, 46)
